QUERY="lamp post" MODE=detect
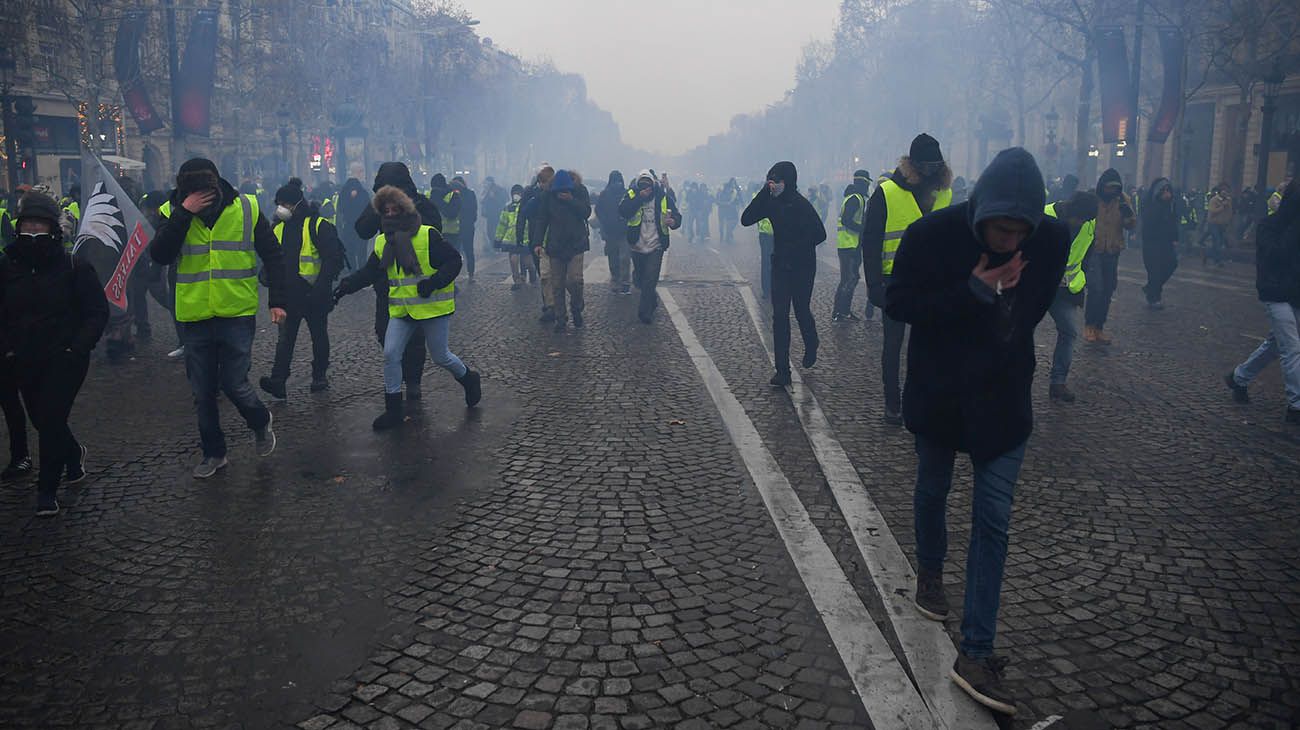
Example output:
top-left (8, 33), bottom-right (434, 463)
top-left (1044, 106), bottom-right (1060, 177)
top-left (1255, 63), bottom-right (1286, 214)
top-left (0, 52), bottom-right (17, 194)
top-left (277, 106), bottom-right (291, 178)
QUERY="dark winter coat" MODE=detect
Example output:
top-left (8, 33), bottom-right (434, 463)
top-left (617, 181), bottom-right (681, 249)
top-left (0, 241), bottom-right (108, 379)
top-left (1140, 179), bottom-right (1180, 249)
top-left (1255, 186), bottom-right (1300, 305)
top-left (481, 183), bottom-right (507, 233)
top-left (861, 157), bottom-right (954, 295)
top-left (459, 187), bottom-right (478, 233)
top-left (534, 182), bottom-right (592, 260)
top-left (741, 161), bottom-right (826, 271)
top-left (885, 148), bottom-right (1067, 461)
top-left (596, 172), bottom-right (627, 245)
top-left (838, 177), bottom-right (872, 235)
top-left (274, 206), bottom-right (346, 308)
top-left (337, 177), bottom-right (372, 243)
top-left (355, 163), bottom-right (441, 240)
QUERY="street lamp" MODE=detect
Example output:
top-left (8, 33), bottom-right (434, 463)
top-left (1255, 62), bottom-right (1287, 211)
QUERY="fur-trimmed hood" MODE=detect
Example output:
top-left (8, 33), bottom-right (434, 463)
top-left (894, 156), bottom-right (953, 190)
top-left (373, 185), bottom-right (420, 234)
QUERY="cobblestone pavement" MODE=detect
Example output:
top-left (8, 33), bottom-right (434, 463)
top-left (0, 225), bottom-right (1296, 730)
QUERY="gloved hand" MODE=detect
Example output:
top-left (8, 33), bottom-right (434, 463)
top-left (331, 285), bottom-right (346, 306)
top-left (867, 284), bottom-right (885, 309)
top-left (416, 278), bottom-right (437, 298)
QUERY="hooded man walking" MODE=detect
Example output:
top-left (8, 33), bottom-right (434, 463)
top-left (742, 161), bottom-right (825, 386)
top-left (596, 171), bottom-right (631, 293)
top-left (534, 170), bottom-right (592, 332)
top-left (886, 148), bottom-right (1068, 717)
top-left (618, 170), bottom-right (681, 323)
top-left (1140, 178), bottom-right (1180, 310)
top-left (833, 170), bottom-right (872, 321)
top-left (149, 159), bottom-right (286, 478)
top-left (864, 134), bottom-right (953, 424)
top-left (1084, 169), bottom-right (1135, 344)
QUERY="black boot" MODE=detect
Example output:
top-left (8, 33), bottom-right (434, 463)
top-left (259, 377), bottom-right (287, 400)
top-left (457, 370), bottom-right (482, 407)
top-left (372, 393), bottom-right (405, 431)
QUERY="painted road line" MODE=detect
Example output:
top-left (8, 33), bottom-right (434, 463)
top-left (660, 288), bottom-right (937, 730)
top-left (1116, 274), bottom-right (1250, 296)
top-left (717, 253), bottom-right (997, 729)
top-left (584, 251), bottom-right (610, 285)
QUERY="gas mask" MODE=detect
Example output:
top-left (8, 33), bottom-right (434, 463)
top-left (511, 193), bottom-right (521, 203)
top-left (275, 205), bottom-right (294, 221)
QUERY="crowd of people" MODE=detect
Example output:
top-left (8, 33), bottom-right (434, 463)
top-left (0, 137), bottom-right (1295, 719)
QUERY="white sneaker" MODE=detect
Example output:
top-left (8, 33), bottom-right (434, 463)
top-left (255, 412), bottom-right (276, 457)
top-left (167, 346), bottom-right (186, 360)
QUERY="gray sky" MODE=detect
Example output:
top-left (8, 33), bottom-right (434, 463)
top-left (463, 0), bottom-right (840, 155)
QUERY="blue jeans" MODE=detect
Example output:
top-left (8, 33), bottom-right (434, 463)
top-left (181, 317), bottom-right (270, 458)
top-left (1233, 302), bottom-right (1300, 409)
top-left (1048, 291), bottom-right (1081, 385)
top-left (913, 435), bottom-right (1026, 658)
top-left (383, 316), bottom-right (466, 394)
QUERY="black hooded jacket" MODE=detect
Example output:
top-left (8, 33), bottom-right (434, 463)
top-left (741, 161), bottom-right (826, 271)
top-left (430, 174), bottom-right (462, 224)
top-left (596, 172), bottom-right (626, 243)
top-left (355, 163), bottom-right (441, 239)
top-left (149, 171), bottom-right (287, 311)
top-left (1140, 178), bottom-right (1180, 249)
top-left (274, 204), bottom-right (346, 305)
top-left (0, 238), bottom-right (109, 376)
top-left (885, 148), bottom-right (1067, 460)
top-left (1256, 186), bottom-right (1300, 305)
top-left (838, 177), bottom-right (872, 234)
top-left (336, 178), bottom-right (372, 245)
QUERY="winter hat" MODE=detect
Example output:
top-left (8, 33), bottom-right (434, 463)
top-left (430, 173), bottom-right (447, 189)
top-left (552, 170), bottom-right (575, 192)
top-left (635, 170), bottom-right (655, 189)
top-left (179, 157), bottom-right (219, 176)
top-left (908, 134), bottom-right (944, 164)
top-left (15, 191), bottom-right (62, 228)
top-left (275, 182), bottom-right (304, 205)
top-left (853, 169), bottom-right (872, 183)
top-left (510, 184), bottom-right (524, 196)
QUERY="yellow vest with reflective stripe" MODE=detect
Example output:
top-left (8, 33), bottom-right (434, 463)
top-left (496, 203), bottom-right (523, 244)
top-left (162, 194), bottom-right (262, 322)
top-left (879, 180), bottom-right (951, 275)
top-left (374, 226), bottom-right (454, 319)
top-left (625, 189), bottom-right (672, 235)
top-left (1044, 203), bottom-right (1094, 294)
top-left (750, 192), bottom-right (772, 235)
top-left (837, 193), bottom-right (865, 249)
top-left (273, 216), bottom-right (324, 283)
top-left (442, 191), bottom-right (460, 234)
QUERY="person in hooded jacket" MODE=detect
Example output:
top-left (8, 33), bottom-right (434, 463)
top-left (150, 159), bottom-right (286, 479)
top-left (336, 176), bottom-right (372, 269)
top-left (452, 176), bottom-right (478, 280)
top-left (1140, 178), bottom-right (1180, 310)
top-left (1084, 168), bottom-right (1135, 344)
top-left (1225, 183), bottom-right (1300, 425)
top-left (863, 133), bottom-right (954, 424)
top-left (355, 162), bottom-right (442, 402)
top-left (886, 148), bottom-right (1067, 718)
top-left (0, 192), bottom-right (109, 515)
top-left (480, 177), bottom-right (507, 256)
top-left (596, 171), bottom-right (630, 293)
top-left (716, 178), bottom-right (743, 244)
top-left (833, 170), bottom-right (873, 322)
top-left (618, 170), bottom-right (681, 323)
top-left (742, 161), bottom-right (825, 386)
top-left (1042, 190), bottom-right (1099, 403)
top-left (519, 166), bottom-right (556, 320)
top-left (534, 170), bottom-right (592, 331)
top-left (258, 180), bottom-right (346, 399)
top-left (335, 185), bottom-right (480, 429)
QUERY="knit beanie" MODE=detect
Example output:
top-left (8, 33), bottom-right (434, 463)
top-left (909, 134), bottom-right (944, 164)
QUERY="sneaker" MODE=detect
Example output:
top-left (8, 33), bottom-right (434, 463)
top-left (167, 346), bottom-right (186, 360)
top-left (1224, 373), bottom-right (1249, 404)
top-left (769, 371), bottom-right (792, 387)
top-left (950, 654), bottom-right (1017, 716)
top-left (255, 413), bottom-right (276, 457)
top-left (64, 444), bottom-right (88, 484)
top-left (843, 312), bottom-right (862, 321)
top-left (310, 376), bottom-right (330, 393)
top-left (621, 285), bottom-right (632, 295)
top-left (884, 409), bottom-right (903, 426)
top-left (193, 456), bottom-right (228, 479)
top-left (802, 347), bottom-right (817, 369)
top-left (1, 456), bottom-right (32, 482)
top-left (35, 491), bottom-right (59, 517)
top-left (1148, 301), bottom-right (1165, 311)
top-left (914, 570), bottom-right (949, 621)
top-left (1049, 383), bottom-right (1076, 403)
top-left (831, 312), bottom-right (845, 322)
top-left (259, 377), bottom-right (287, 400)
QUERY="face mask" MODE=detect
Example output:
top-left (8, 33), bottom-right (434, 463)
top-left (770, 181), bottom-right (785, 197)
top-left (511, 194), bottom-right (521, 203)
top-left (15, 231), bottom-right (58, 251)
top-left (275, 205), bottom-right (294, 221)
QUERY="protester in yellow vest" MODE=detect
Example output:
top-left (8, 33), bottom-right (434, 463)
top-left (832, 170), bottom-right (872, 321)
top-left (148, 158), bottom-right (287, 479)
top-left (333, 185), bottom-right (481, 430)
top-left (862, 134), bottom-right (953, 424)
top-left (258, 179), bottom-right (346, 401)
top-left (1042, 191), bottom-right (1099, 403)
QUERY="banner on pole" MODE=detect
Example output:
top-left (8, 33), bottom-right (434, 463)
top-left (174, 9), bottom-right (219, 137)
top-left (1095, 26), bottom-right (1134, 144)
top-left (114, 10), bottom-right (164, 134)
top-left (1147, 27), bottom-right (1185, 144)
top-left (75, 150), bottom-right (155, 311)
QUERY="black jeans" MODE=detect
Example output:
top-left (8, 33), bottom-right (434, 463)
top-left (632, 249), bottom-right (664, 319)
top-left (882, 310), bottom-right (907, 413)
top-left (0, 358), bottom-right (29, 462)
top-left (758, 234), bottom-right (774, 299)
top-left (1142, 243), bottom-right (1178, 303)
top-left (833, 247), bottom-right (862, 315)
top-left (20, 352), bottom-right (89, 496)
top-left (455, 230), bottom-right (476, 276)
top-left (771, 263), bottom-right (818, 373)
top-left (1084, 251), bottom-right (1120, 328)
top-left (271, 301), bottom-right (331, 381)
top-left (181, 317), bottom-right (271, 458)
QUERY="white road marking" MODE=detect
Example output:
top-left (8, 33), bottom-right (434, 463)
top-left (1029, 716), bottom-right (1065, 730)
top-left (714, 255), bottom-right (996, 729)
top-left (1116, 274), bottom-right (1249, 296)
top-left (660, 288), bottom-right (938, 730)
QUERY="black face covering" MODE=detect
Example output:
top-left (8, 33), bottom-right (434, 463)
top-left (12, 231), bottom-right (62, 264)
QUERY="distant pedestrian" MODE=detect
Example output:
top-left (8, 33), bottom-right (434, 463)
top-left (336, 175), bottom-right (372, 269)
top-left (452, 176), bottom-right (478, 280)
top-left (1225, 183), bottom-right (1300, 425)
top-left (1042, 191), bottom-right (1099, 403)
top-left (832, 170), bottom-right (872, 322)
top-left (1200, 184), bottom-right (1232, 266)
top-left (1140, 178), bottom-right (1180, 310)
top-left (742, 161), bottom-right (824, 387)
top-left (887, 148), bottom-right (1067, 718)
top-left (534, 170), bottom-right (592, 332)
top-left (596, 171), bottom-right (631, 293)
top-left (149, 159), bottom-right (285, 479)
top-left (519, 166), bottom-right (556, 321)
top-left (480, 177), bottom-right (507, 254)
top-left (1083, 168), bottom-right (1135, 345)
top-left (495, 184), bottom-right (537, 289)
top-left (618, 170), bottom-right (681, 324)
top-left (334, 185), bottom-right (480, 430)
top-left (715, 178), bottom-right (742, 244)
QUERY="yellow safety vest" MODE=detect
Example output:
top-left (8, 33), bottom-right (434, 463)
top-left (272, 216), bottom-right (324, 283)
top-left (496, 202), bottom-right (525, 245)
top-left (879, 179), bottom-right (951, 275)
top-left (625, 190), bottom-right (672, 235)
top-left (162, 194), bottom-right (262, 322)
top-left (1043, 203), bottom-right (1095, 294)
top-left (374, 225), bottom-right (454, 319)
top-left (442, 191), bottom-right (460, 235)
top-left (837, 193), bottom-right (865, 249)
top-left (750, 192), bottom-right (772, 235)
top-left (1268, 191), bottom-right (1282, 215)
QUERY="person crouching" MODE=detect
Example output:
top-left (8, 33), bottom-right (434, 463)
top-left (333, 185), bottom-right (481, 429)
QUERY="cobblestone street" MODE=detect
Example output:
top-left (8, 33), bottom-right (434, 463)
top-left (1, 231), bottom-right (1296, 730)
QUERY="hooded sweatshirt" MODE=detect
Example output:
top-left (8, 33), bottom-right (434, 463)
top-left (885, 147), bottom-right (1066, 460)
top-left (1140, 178), bottom-right (1179, 249)
top-left (740, 161), bottom-right (826, 271)
top-left (1093, 168), bottom-right (1135, 254)
top-left (535, 170), bottom-right (592, 260)
top-left (596, 171), bottom-right (627, 243)
top-left (354, 163), bottom-right (441, 240)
